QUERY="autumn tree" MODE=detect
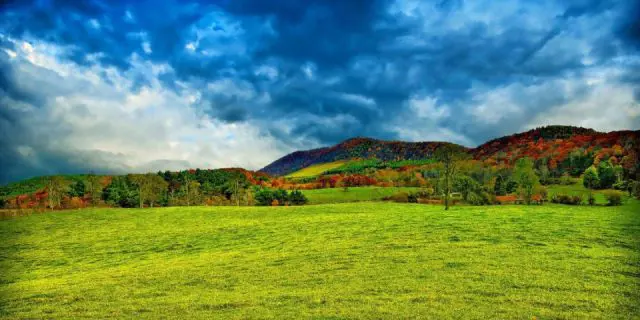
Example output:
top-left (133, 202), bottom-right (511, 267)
top-left (434, 144), bottom-right (470, 210)
top-left (514, 158), bottom-right (540, 205)
top-left (46, 176), bottom-right (69, 210)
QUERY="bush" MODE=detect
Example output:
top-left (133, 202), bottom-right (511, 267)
top-left (407, 193), bottom-right (418, 203)
top-left (255, 189), bottom-right (274, 206)
top-left (386, 192), bottom-right (409, 203)
top-left (631, 181), bottom-right (640, 200)
top-left (559, 173), bottom-right (575, 185)
top-left (467, 191), bottom-right (492, 205)
top-left (603, 190), bottom-right (624, 206)
top-left (612, 180), bottom-right (628, 191)
top-left (289, 190), bottom-right (308, 205)
top-left (551, 194), bottom-right (582, 205)
top-left (587, 193), bottom-right (596, 206)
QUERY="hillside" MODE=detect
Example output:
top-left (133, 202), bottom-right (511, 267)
top-left (260, 137), bottom-right (461, 176)
top-left (261, 126), bottom-right (640, 177)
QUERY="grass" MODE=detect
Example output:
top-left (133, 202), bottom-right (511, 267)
top-left (1, 202), bottom-right (639, 319)
top-left (546, 182), bottom-right (623, 205)
top-left (302, 186), bottom-right (419, 204)
top-left (285, 161), bottom-right (347, 178)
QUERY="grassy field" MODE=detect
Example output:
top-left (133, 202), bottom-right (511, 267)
top-left (302, 187), bottom-right (419, 204)
top-left (1, 202), bottom-right (639, 319)
top-left (546, 182), bottom-right (614, 205)
top-left (285, 161), bottom-right (347, 178)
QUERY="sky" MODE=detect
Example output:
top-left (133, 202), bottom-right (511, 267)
top-left (0, 0), bottom-right (639, 184)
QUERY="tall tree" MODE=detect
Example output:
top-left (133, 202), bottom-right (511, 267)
top-left (583, 166), bottom-right (599, 190)
top-left (514, 158), bottom-right (540, 205)
top-left (129, 174), bottom-right (169, 208)
top-left (85, 174), bottom-right (103, 207)
top-left (46, 176), bottom-right (69, 210)
top-left (129, 174), bottom-right (148, 208)
top-left (434, 144), bottom-right (470, 210)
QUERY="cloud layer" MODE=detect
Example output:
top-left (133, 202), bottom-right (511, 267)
top-left (0, 0), bottom-right (639, 183)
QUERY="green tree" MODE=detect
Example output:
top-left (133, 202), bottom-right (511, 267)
top-left (597, 160), bottom-right (616, 189)
top-left (254, 188), bottom-right (274, 206)
top-left (582, 166), bottom-right (599, 190)
top-left (453, 175), bottom-right (478, 202)
top-left (68, 180), bottom-right (86, 198)
top-left (514, 158), bottom-right (540, 205)
top-left (537, 164), bottom-right (550, 185)
top-left (103, 176), bottom-right (138, 208)
top-left (434, 144), bottom-right (470, 210)
top-left (130, 174), bottom-right (169, 208)
top-left (180, 180), bottom-right (202, 206)
top-left (494, 175), bottom-right (507, 196)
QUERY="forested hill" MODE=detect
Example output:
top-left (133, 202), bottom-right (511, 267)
top-left (260, 137), bottom-right (461, 176)
top-left (471, 126), bottom-right (639, 167)
top-left (261, 126), bottom-right (640, 176)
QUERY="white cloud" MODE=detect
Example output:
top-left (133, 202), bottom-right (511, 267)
top-left (2, 37), bottom-right (287, 174)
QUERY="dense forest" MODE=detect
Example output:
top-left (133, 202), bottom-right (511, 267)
top-left (1, 126), bottom-right (638, 210)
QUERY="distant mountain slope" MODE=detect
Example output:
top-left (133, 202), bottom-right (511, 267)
top-left (261, 126), bottom-right (640, 177)
top-left (471, 126), bottom-right (639, 167)
top-left (260, 137), bottom-right (463, 176)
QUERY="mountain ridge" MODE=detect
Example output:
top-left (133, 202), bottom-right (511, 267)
top-left (260, 125), bottom-right (639, 176)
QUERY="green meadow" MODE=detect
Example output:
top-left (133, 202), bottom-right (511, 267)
top-left (302, 187), bottom-right (420, 204)
top-left (1, 201), bottom-right (639, 319)
top-left (285, 161), bottom-right (347, 178)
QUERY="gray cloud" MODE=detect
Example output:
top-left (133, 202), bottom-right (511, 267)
top-left (0, 0), bottom-right (639, 183)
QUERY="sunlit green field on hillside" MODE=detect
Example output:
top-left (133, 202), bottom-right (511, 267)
top-left (285, 161), bottom-right (347, 178)
top-left (1, 202), bottom-right (639, 319)
top-left (302, 186), bottom-right (420, 204)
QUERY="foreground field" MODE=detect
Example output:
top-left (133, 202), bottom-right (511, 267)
top-left (1, 202), bottom-right (639, 319)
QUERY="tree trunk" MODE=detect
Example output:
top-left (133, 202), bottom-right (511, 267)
top-left (444, 163), bottom-right (450, 210)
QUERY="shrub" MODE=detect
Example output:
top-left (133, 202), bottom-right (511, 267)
top-left (631, 181), bottom-right (640, 199)
top-left (587, 193), bottom-right (596, 206)
top-left (551, 194), bottom-right (582, 205)
top-left (603, 190), bottom-right (624, 206)
top-left (255, 189), bottom-right (275, 206)
top-left (386, 192), bottom-right (409, 203)
top-left (289, 190), bottom-right (308, 205)
top-left (273, 189), bottom-right (289, 205)
top-left (612, 180), bottom-right (628, 191)
top-left (407, 193), bottom-right (418, 203)
top-left (559, 173), bottom-right (575, 185)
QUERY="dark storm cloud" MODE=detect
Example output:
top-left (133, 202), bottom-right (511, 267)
top-left (0, 0), bottom-right (639, 183)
